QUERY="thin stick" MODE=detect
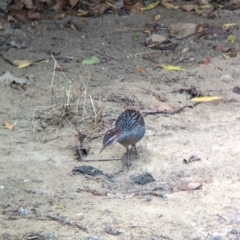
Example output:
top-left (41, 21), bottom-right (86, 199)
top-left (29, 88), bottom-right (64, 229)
top-left (43, 134), bottom-right (73, 143)
top-left (140, 103), bottom-right (200, 115)
top-left (89, 94), bottom-right (96, 116)
top-left (50, 54), bottom-right (57, 105)
top-left (78, 158), bottom-right (122, 162)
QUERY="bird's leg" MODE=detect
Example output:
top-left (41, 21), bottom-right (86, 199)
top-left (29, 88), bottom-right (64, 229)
top-left (126, 146), bottom-right (130, 170)
top-left (131, 144), bottom-right (138, 155)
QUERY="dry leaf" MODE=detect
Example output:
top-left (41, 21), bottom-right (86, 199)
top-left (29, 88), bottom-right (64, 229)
top-left (222, 53), bottom-right (231, 60)
top-left (207, 12), bottom-right (216, 19)
top-left (145, 99), bottom-right (174, 112)
top-left (141, 1), bottom-right (160, 11)
top-left (191, 96), bottom-right (222, 102)
top-left (0, 71), bottom-right (27, 85)
top-left (136, 65), bottom-right (148, 75)
top-left (199, 3), bottom-right (213, 10)
top-left (197, 0), bottom-right (209, 4)
top-left (199, 58), bottom-right (210, 65)
top-left (146, 34), bottom-right (167, 44)
top-left (154, 14), bottom-right (161, 21)
top-left (170, 22), bottom-right (197, 39)
top-left (27, 12), bottom-right (41, 20)
top-left (160, 1), bottom-right (179, 10)
top-left (179, 182), bottom-right (202, 191)
top-left (4, 121), bottom-right (15, 130)
top-left (180, 4), bottom-right (198, 11)
top-left (131, 1), bottom-right (145, 13)
top-left (13, 60), bottom-right (33, 68)
top-left (90, 3), bottom-right (110, 16)
top-left (159, 65), bottom-right (185, 71)
top-left (0, 19), bottom-right (6, 30)
top-left (223, 23), bottom-right (238, 30)
top-left (69, 0), bottom-right (79, 8)
top-left (21, 0), bottom-right (33, 9)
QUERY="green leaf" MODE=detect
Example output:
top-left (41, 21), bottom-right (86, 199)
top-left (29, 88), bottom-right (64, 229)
top-left (133, 34), bottom-right (140, 40)
top-left (81, 56), bottom-right (100, 65)
top-left (56, 204), bottom-right (64, 210)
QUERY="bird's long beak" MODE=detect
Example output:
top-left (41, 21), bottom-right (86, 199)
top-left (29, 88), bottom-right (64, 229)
top-left (99, 145), bottom-right (106, 153)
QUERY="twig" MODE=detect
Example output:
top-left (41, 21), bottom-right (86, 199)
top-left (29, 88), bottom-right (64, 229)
top-left (78, 158), bottom-right (122, 162)
top-left (95, 50), bottom-right (121, 62)
top-left (141, 103), bottom-right (200, 115)
top-left (89, 94), bottom-right (96, 119)
top-left (43, 134), bottom-right (73, 143)
top-left (77, 188), bottom-right (107, 196)
top-left (46, 215), bottom-right (88, 233)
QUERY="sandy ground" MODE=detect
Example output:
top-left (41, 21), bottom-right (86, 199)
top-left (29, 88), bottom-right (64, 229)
top-left (1, 4), bottom-right (240, 240)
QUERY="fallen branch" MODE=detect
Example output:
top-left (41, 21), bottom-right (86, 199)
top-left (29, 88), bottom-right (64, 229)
top-left (140, 103), bottom-right (200, 115)
top-left (46, 215), bottom-right (88, 233)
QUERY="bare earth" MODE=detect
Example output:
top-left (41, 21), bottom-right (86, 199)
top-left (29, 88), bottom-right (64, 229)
top-left (1, 4), bottom-right (240, 240)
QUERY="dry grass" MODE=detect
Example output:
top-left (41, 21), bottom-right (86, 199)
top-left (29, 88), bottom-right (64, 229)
top-left (32, 56), bottom-right (103, 143)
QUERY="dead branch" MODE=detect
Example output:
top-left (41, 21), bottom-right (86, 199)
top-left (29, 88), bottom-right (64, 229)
top-left (140, 103), bottom-right (200, 115)
top-left (46, 215), bottom-right (88, 233)
top-left (77, 188), bottom-right (107, 196)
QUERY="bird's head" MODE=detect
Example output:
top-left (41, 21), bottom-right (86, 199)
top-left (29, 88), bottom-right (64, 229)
top-left (100, 130), bottom-right (120, 153)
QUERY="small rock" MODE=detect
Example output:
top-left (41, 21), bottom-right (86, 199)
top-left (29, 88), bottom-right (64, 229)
top-left (130, 172), bottom-right (155, 185)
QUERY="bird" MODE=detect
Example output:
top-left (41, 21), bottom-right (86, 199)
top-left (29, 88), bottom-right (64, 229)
top-left (100, 109), bottom-right (146, 169)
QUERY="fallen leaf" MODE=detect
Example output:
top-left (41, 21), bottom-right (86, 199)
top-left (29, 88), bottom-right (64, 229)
top-left (56, 204), bottom-right (64, 210)
top-left (223, 22), bottom-right (238, 30)
top-left (197, 0), bottom-right (209, 4)
top-left (133, 34), bottom-right (140, 40)
top-left (213, 44), bottom-right (231, 52)
top-left (22, 0), bottom-right (33, 9)
top-left (207, 12), bottom-right (216, 19)
top-left (74, 9), bottom-right (89, 17)
top-left (191, 96), bottom-right (222, 102)
top-left (81, 56), bottom-right (100, 64)
top-left (136, 65), bottom-right (148, 75)
top-left (179, 182), bottom-right (202, 191)
top-left (145, 33), bottom-right (167, 46)
top-left (90, 3), bottom-right (110, 16)
top-left (199, 58), bottom-right (210, 65)
top-left (7, 15), bottom-right (17, 23)
top-left (199, 3), bottom-right (212, 9)
top-left (180, 4), bottom-right (198, 12)
top-left (161, 1), bottom-right (179, 9)
top-left (27, 12), bottom-right (41, 20)
top-left (222, 53), bottom-right (231, 60)
top-left (69, 0), bottom-right (79, 8)
top-left (140, 1), bottom-right (160, 11)
top-left (4, 121), bottom-right (15, 130)
top-left (144, 99), bottom-right (174, 112)
top-left (131, 1), bottom-right (145, 13)
top-left (228, 34), bottom-right (236, 44)
top-left (159, 65), bottom-right (185, 71)
top-left (0, 19), bottom-right (6, 30)
top-left (106, 1), bottom-right (117, 9)
top-left (154, 14), bottom-right (161, 21)
top-left (0, 71), bottom-right (27, 85)
top-left (13, 60), bottom-right (33, 69)
top-left (169, 22), bottom-right (197, 39)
